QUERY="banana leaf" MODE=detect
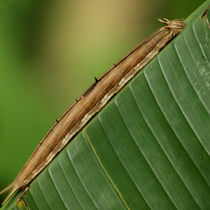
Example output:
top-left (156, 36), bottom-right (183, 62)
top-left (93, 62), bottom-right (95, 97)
top-left (1, 1), bottom-right (210, 209)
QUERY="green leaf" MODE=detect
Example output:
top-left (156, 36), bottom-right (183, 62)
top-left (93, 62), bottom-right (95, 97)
top-left (2, 1), bottom-right (210, 209)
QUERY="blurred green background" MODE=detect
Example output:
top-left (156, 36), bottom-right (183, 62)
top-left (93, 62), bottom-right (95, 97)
top-left (0, 0), bottom-right (204, 202)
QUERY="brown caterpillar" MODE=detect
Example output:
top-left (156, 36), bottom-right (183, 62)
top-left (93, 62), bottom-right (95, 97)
top-left (0, 18), bottom-right (185, 206)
